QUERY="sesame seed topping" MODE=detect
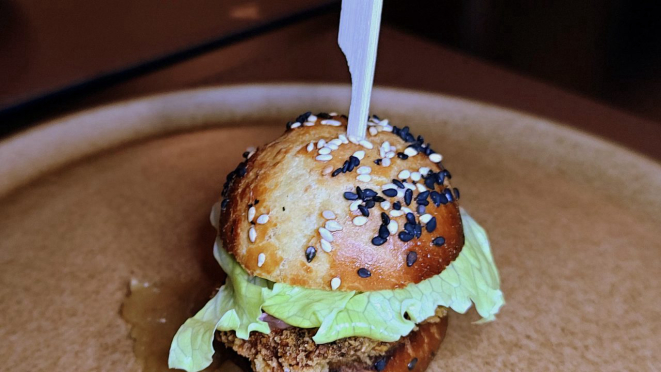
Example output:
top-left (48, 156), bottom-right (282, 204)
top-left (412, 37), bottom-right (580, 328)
top-left (419, 167), bottom-right (430, 176)
top-left (330, 138), bottom-right (343, 146)
top-left (322, 210), bottom-right (336, 220)
top-left (305, 246), bottom-right (316, 262)
top-left (307, 114), bottom-right (318, 122)
top-left (380, 201), bottom-right (391, 210)
top-left (426, 217), bottom-right (437, 232)
top-left (444, 188), bottom-right (454, 202)
top-left (321, 119), bottom-right (342, 126)
top-left (390, 210), bottom-right (404, 217)
top-left (358, 205), bottom-right (369, 217)
top-left (306, 142), bottom-right (315, 152)
top-left (325, 220), bottom-right (343, 231)
top-left (433, 237), bottom-right (446, 246)
top-left (416, 183), bottom-right (427, 192)
top-left (256, 214), bottom-right (269, 224)
top-left (322, 165), bottom-right (333, 175)
top-left (344, 192), bottom-right (359, 200)
top-left (381, 141), bottom-right (391, 151)
top-left (381, 212), bottom-right (390, 225)
top-left (404, 182), bottom-right (416, 190)
top-left (304, 121), bottom-right (315, 126)
top-left (382, 188), bottom-right (398, 197)
top-left (358, 268), bottom-right (372, 278)
top-left (397, 152), bottom-right (409, 160)
top-left (420, 214), bottom-right (432, 224)
top-left (317, 139), bottom-right (326, 149)
top-left (429, 153), bottom-right (443, 163)
top-left (290, 122), bottom-right (301, 129)
top-left (321, 239), bottom-right (333, 252)
top-left (408, 358), bottom-right (418, 370)
top-left (381, 158), bottom-right (391, 167)
top-left (453, 187), bottom-right (461, 199)
top-left (406, 251), bottom-right (417, 267)
top-left (349, 135), bottom-right (360, 144)
top-left (372, 236), bottom-right (387, 246)
top-left (387, 220), bottom-right (398, 235)
top-left (386, 151), bottom-right (396, 158)
top-left (249, 227), bottom-right (257, 243)
top-left (398, 170), bottom-right (411, 179)
top-left (356, 174), bottom-right (372, 182)
top-left (393, 201), bottom-right (402, 210)
top-left (359, 140), bottom-right (373, 149)
top-left (378, 224), bottom-right (390, 239)
top-left (402, 207), bottom-right (414, 215)
top-left (404, 148), bottom-right (418, 157)
top-left (353, 216), bottom-right (368, 226)
top-left (248, 206), bottom-right (256, 222)
top-left (406, 212), bottom-right (416, 224)
top-left (331, 277), bottom-right (341, 290)
top-left (382, 125), bottom-right (393, 132)
top-left (319, 227), bottom-right (334, 242)
top-left (339, 134), bottom-right (349, 144)
top-left (257, 253), bottom-right (265, 267)
top-left (404, 189), bottom-right (413, 205)
top-left (398, 231), bottom-right (414, 242)
top-left (369, 127), bottom-right (378, 136)
top-left (318, 147), bottom-right (331, 155)
top-left (417, 205), bottom-right (426, 214)
top-left (357, 166), bottom-right (372, 175)
top-left (410, 172), bottom-right (421, 181)
top-left (349, 200), bottom-right (361, 211)
top-left (316, 154), bottom-right (332, 162)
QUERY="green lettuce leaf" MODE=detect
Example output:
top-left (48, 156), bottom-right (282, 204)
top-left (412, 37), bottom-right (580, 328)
top-left (169, 208), bottom-right (504, 371)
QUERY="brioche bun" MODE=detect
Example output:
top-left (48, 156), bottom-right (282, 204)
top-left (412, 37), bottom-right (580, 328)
top-left (218, 114), bottom-right (463, 292)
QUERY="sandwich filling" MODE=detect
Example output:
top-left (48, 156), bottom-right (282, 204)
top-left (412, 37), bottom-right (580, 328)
top-left (169, 208), bottom-right (504, 371)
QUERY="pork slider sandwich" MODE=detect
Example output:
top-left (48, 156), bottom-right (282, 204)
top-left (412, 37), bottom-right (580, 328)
top-left (169, 113), bottom-right (504, 372)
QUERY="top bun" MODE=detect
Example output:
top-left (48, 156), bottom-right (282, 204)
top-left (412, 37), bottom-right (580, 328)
top-left (218, 113), bottom-right (463, 292)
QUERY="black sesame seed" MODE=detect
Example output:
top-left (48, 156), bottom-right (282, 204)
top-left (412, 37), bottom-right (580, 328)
top-left (444, 188), bottom-right (454, 202)
top-left (344, 192), bottom-right (359, 200)
top-left (332, 168), bottom-right (343, 177)
top-left (408, 357), bottom-right (418, 370)
top-left (417, 205), bottom-right (426, 214)
top-left (430, 191), bottom-right (442, 206)
top-left (383, 188), bottom-right (398, 197)
top-left (414, 224), bottom-right (422, 238)
top-left (372, 236), bottom-right (387, 246)
top-left (237, 165), bottom-right (247, 177)
top-left (372, 114), bottom-right (381, 120)
top-left (442, 169), bottom-right (452, 179)
top-left (296, 111), bottom-right (312, 123)
top-left (424, 146), bottom-right (433, 155)
top-left (342, 160), bottom-right (350, 173)
top-left (454, 187), bottom-right (460, 199)
top-left (363, 189), bottom-right (377, 199)
top-left (392, 179), bottom-right (405, 189)
top-left (406, 251), bottom-right (417, 267)
top-left (373, 196), bottom-right (386, 203)
top-left (282, 207), bottom-right (286, 211)
top-left (426, 217), bottom-right (437, 233)
top-left (439, 192), bottom-right (449, 205)
top-left (374, 159), bottom-right (382, 165)
top-left (416, 199), bottom-right (429, 206)
top-left (417, 135), bottom-right (424, 144)
top-left (433, 237), bottom-right (446, 246)
top-left (364, 200), bottom-right (376, 208)
top-left (317, 112), bottom-right (332, 119)
top-left (305, 246), bottom-right (317, 263)
top-left (406, 212), bottom-right (416, 224)
top-left (242, 151), bottom-right (250, 158)
top-left (393, 201), bottom-right (402, 210)
top-left (374, 358), bottom-right (388, 371)
top-left (221, 198), bottom-right (229, 210)
top-left (379, 224), bottom-right (390, 239)
top-left (347, 161), bottom-right (356, 173)
top-left (398, 231), bottom-right (414, 242)
top-left (286, 121), bottom-right (293, 129)
top-left (436, 171), bottom-right (446, 185)
top-left (404, 222), bottom-right (415, 234)
top-left (401, 126), bottom-right (410, 137)
top-left (254, 199), bottom-right (260, 205)
top-left (358, 205), bottom-right (369, 217)
top-left (358, 268), bottom-right (372, 278)
top-left (416, 191), bottom-right (430, 201)
top-left (350, 155), bottom-right (360, 167)
top-left (404, 189), bottom-right (413, 205)
top-left (424, 175), bottom-right (436, 189)
top-left (405, 133), bottom-right (415, 143)
top-left (381, 212), bottom-right (390, 225)
top-left (397, 152), bottom-right (409, 160)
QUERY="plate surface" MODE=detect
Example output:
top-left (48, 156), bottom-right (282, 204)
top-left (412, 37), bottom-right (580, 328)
top-left (1, 84), bottom-right (660, 371)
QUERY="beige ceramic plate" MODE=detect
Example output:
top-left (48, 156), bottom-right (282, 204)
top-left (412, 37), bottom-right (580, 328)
top-left (1, 84), bottom-right (660, 371)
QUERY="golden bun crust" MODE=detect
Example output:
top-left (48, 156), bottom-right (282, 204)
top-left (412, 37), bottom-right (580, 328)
top-left (219, 114), bottom-right (463, 291)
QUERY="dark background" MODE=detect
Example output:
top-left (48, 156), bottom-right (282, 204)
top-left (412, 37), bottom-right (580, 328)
top-left (1, 0), bottom-right (660, 134)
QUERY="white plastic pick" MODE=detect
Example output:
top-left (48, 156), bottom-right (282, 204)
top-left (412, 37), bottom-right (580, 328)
top-left (338, 0), bottom-right (383, 140)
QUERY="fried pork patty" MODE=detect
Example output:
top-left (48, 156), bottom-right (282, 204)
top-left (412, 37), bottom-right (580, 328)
top-left (218, 308), bottom-right (447, 372)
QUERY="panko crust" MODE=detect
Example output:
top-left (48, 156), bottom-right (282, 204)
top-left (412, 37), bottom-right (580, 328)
top-left (218, 114), bottom-right (463, 291)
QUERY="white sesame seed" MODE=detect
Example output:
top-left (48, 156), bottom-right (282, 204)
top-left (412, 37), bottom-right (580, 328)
top-left (353, 216), bottom-right (368, 226)
top-left (382, 125), bottom-right (393, 132)
top-left (416, 183), bottom-right (428, 192)
top-left (411, 172), bottom-right (421, 181)
top-left (249, 227), bottom-right (257, 242)
top-left (322, 210), bottom-right (336, 220)
top-left (379, 119), bottom-right (389, 126)
top-left (420, 214), bottom-right (433, 224)
top-left (404, 182), bottom-right (416, 190)
top-left (338, 134), bottom-right (349, 144)
top-left (331, 277), bottom-right (341, 290)
top-left (359, 140), bottom-right (374, 149)
top-left (247, 151), bottom-right (255, 159)
top-left (290, 122), bottom-right (301, 129)
top-left (404, 147), bottom-right (418, 157)
top-left (304, 121), bottom-right (315, 126)
top-left (246, 146), bottom-right (256, 153)
top-left (318, 147), bottom-right (331, 155)
top-left (387, 220), bottom-right (398, 235)
top-left (321, 119), bottom-right (342, 126)
top-left (325, 220), bottom-right (343, 231)
top-left (327, 143), bottom-right (339, 150)
top-left (319, 227), bottom-right (334, 242)
top-left (356, 174), bottom-right (371, 182)
top-left (349, 136), bottom-right (360, 144)
top-left (317, 139), bottom-right (326, 149)
top-left (369, 127), bottom-right (378, 136)
top-left (380, 201), bottom-right (391, 210)
top-left (316, 154), bottom-right (333, 162)
top-left (390, 210), bottom-right (404, 217)
top-left (429, 153), bottom-right (443, 163)
top-left (248, 206), bottom-right (256, 222)
top-left (398, 170), bottom-right (411, 179)
top-left (257, 214), bottom-right (269, 224)
top-left (352, 150), bottom-right (365, 160)
top-left (379, 148), bottom-right (386, 158)
top-left (386, 151), bottom-right (395, 159)
top-left (321, 239), bottom-right (333, 252)
top-left (357, 166), bottom-right (372, 175)
top-left (397, 189), bottom-right (405, 197)
top-left (257, 253), bottom-right (265, 267)
top-left (382, 183), bottom-right (397, 190)
top-left (382, 158), bottom-right (391, 167)
top-left (322, 165), bottom-right (333, 175)
top-left (419, 167), bottom-right (430, 176)
top-left (329, 112), bottom-right (338, 116)
top-left (330, 139), bottom-right (343, 146)
top-left (382, 141), bottom-right (391, 151)
top-left (307, 114), bottom-right (317, 122)
top-left (403, 207), bottom-right (415, 215)
top-left (350, 200), bottom-right (361, 211)
top-left (306, 142), bottom-right (315, 152)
